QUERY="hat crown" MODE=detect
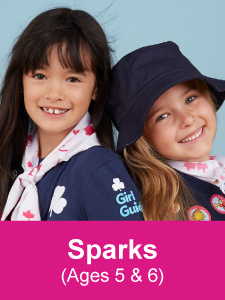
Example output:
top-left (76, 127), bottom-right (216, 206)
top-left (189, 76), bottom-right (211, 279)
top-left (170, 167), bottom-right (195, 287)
top-left (108, 41), bottom-right (198, 127)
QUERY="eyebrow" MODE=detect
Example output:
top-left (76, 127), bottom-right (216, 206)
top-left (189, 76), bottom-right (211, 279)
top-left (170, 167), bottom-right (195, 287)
top-left (181, 87), bottom-right (196, 97)
top-left (148, 105), bottom-right (166, 119)
top-left (65, 69), bottom-right (87, 76)
top-left (34, 67), bottom-right (87, 76)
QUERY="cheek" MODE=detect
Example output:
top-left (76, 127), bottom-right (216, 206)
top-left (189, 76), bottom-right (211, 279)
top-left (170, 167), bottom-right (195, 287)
top-left (23, 85), bottom-right (31, 102)
top-left (144, 123), bottom-right (178, 160)
top-left (151, 133), bottom-right (169, 154)
top-left (144, 124), bottom-right (168, 151)
top-left (211, 113), bottom-right (217, 139)
top-left (204, 105), bottom-right (217, 134)
top-left (23, 93), bottom-right (31, 108)
top-left (23, 91), bottom-right (37, 116)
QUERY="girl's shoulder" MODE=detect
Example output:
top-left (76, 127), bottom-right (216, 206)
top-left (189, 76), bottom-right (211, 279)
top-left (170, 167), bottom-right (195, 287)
top-left (66, 146), bottom-right (131, 183)
top-left (69, 146), bottom-right (125, 174)
top-left (72, 146), bottom-right (131, 184)
top-left (75, 146), bottom-right (122, 167)
top-left (79, 145), bottom-right (119, 158)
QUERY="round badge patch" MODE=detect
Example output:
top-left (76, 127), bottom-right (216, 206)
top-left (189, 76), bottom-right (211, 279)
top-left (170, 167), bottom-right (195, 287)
top-left (210, 194), bottom-right (225, 214)
top-left (188, 206), bottom-right (211, 221)
top-left (171, 202), bottom-right (180, 214)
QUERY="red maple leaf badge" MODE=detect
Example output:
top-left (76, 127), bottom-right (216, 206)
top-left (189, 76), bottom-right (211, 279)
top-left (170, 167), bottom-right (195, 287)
top-left (26, 135), bottom-right (32, 146)
top-left (84, 125), bottom-right (95, 136)
top-left (22, 210), bottom-right (35, 221)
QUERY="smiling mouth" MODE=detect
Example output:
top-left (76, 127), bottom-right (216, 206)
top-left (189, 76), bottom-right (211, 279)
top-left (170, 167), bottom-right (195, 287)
top-left (180, 127), bottom-right (204, 143)
top-left (41, 107), bottom-right (69, 115)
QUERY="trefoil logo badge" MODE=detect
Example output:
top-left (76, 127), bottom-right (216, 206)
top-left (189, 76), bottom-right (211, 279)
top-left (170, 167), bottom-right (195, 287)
top-left (112, 178), bottom-right (125, 191)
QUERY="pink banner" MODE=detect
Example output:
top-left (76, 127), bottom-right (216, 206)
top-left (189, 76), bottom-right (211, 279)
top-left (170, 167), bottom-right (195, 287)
top-left (1, 222), bottom-right (223, 299)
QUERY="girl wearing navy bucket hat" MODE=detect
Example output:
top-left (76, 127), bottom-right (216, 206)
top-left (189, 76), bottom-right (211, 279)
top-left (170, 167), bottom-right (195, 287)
top-left (107, 41), bottom-right (225, 221)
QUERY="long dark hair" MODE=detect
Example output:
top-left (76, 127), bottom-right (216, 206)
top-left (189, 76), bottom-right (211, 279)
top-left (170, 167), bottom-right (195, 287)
top-left (0, 7), bottom-right (114, 212)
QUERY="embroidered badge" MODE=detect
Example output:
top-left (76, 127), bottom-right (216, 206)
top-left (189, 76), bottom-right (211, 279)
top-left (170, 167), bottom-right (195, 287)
top-left (49, 186), bottom-right (67, 217)
top-left (171, 202), bottom-right (180, 213)
top-left (188, 206), bottom-right (211, 221)
top-left (210, 194), bottom-right (225, 214)
top-left (112, 178), bottom-right (125, 191)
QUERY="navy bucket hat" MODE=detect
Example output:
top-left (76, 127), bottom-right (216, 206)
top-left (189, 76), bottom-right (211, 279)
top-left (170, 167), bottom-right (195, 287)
top-left (107, 41), bottom-right (225, 152)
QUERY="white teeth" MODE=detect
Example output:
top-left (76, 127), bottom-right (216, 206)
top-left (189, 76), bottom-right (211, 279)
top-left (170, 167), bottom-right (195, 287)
top-left (181, 128), bottom-right (203, 143)
top-left (42, 108), bottom-right (68, 114)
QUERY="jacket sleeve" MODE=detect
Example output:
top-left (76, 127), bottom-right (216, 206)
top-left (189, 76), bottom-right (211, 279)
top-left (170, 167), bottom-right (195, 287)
top-left (83, 157), bottom-right (144, 220)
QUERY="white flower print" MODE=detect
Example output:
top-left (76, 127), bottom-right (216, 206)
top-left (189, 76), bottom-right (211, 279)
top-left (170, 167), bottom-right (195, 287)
top-left (49, 186), bottom-right (67, 217)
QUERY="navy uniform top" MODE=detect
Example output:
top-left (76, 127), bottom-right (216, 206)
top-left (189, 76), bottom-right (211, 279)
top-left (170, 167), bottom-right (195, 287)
top-left (33, 146), bottom-right (143, 221)
top-left (178, 170), bottom-right (225, 220)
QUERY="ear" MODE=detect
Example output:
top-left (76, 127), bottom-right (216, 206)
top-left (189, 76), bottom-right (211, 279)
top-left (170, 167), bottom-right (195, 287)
top-left (92, 86), bottom-right (97, 101)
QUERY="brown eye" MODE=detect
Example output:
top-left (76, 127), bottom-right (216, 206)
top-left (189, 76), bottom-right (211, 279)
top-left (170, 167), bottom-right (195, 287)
top-left (67, 77), bottom-right (79, 83)
top-left (33, 74), bottom-right (46, 80)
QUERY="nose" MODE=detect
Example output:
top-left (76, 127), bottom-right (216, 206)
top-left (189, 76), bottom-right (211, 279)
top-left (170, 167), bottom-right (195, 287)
top-left (179, 110), bottom-right (195, 128)
top-left (44, 80), bottom-right (64, 101)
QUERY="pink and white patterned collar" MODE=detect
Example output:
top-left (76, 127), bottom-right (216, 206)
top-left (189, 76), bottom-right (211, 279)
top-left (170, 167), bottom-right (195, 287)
top-left (1, 112), bottom-right (101, 221)
top-left (167, 155), bottom-right (225, 194)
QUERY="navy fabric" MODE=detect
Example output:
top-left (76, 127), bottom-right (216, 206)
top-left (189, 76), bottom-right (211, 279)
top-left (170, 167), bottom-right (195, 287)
top-left (35, 146), bottom-right (144, 220)
top-left (177, 170), bottom-right (225, 220)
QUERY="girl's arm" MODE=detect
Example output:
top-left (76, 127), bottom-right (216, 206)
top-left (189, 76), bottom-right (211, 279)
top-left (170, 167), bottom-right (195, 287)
top-left (40, 147), bottom-right (144, 221)
top-left (83, 156), bottom-right (144, 221)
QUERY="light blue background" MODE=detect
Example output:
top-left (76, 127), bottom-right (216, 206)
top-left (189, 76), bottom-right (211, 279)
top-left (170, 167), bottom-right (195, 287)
top-left (0, 0), bottom-right (225, 154)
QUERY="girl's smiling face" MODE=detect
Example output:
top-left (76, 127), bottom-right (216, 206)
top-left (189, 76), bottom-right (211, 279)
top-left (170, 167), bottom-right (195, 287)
top-left (143, 81), bottom-right (217, 162)
top-left (23, 45), bottom-right (97, 144)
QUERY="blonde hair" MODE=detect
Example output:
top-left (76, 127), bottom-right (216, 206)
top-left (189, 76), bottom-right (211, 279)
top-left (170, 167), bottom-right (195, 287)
top-left (123, 79), bottom-right (216, 221)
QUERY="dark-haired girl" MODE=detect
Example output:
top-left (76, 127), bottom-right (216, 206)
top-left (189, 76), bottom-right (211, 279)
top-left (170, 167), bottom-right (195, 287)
top-left (0, 8), bottom-right (143, 221)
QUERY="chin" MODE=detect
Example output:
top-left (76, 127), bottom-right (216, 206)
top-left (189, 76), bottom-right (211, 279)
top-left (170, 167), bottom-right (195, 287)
top-left (186, 155), bottom-right (210, 162)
